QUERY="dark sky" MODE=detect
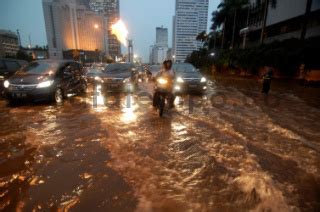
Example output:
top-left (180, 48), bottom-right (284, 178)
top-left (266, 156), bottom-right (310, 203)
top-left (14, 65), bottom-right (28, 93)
top-left (0, 0), bottom-right (219, 61)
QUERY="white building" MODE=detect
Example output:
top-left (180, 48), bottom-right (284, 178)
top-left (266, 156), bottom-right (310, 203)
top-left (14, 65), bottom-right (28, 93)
top-left (173, 0), bottom-right (209, 62)
top-left (0, 30), bottom-right (19, 58)
top-left (246, 0), bottom-right (320, 44)
top-left (150, 26), bottom-right (169, 64)
top-left (156, 26), bottom-right (168, 47)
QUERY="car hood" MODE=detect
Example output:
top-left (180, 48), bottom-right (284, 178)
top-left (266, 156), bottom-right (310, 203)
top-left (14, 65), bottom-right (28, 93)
top-left (102, 72), bottom-right (131, 79)
top-left (9, 74), bottom-right (52, 85)
top-left (176, 71), bottom-right (202, 79)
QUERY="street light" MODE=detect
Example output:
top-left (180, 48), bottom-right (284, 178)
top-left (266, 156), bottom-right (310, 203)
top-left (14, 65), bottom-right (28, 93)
top-left (94, 24), bottom-right (99, 29)
top-left (210, 52), bottom-right (215, 57)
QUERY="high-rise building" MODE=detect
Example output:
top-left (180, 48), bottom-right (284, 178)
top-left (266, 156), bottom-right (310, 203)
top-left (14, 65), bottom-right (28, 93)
top-left (42, 0), bottom-right (120, 60)
top-left (150, 26), bottom-right (169, 64)
top-left (0, 29), bottom-right (19, 58)
top-left (156, 26), bottom-right (168, 47)
top-left (173, 0), bottom-right (209, 62)
top-left (89, 0), bottom-right (121, 59)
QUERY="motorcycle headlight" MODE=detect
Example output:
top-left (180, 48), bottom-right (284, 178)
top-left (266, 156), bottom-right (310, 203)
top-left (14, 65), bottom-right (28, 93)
top-left (4, 80), bottom-right (10, 88)
top-left (201, 77), bottom-right (207, 83)
top-left (157, 78), bottom-right (168, 85)
top-left (176, 77), bottom-right (184, 83)
top-left (37, 80), bottom-right (54, 88)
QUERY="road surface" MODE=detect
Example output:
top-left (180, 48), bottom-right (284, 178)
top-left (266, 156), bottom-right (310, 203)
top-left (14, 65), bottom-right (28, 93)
top-left (1, 78), bottom-right (320, 211)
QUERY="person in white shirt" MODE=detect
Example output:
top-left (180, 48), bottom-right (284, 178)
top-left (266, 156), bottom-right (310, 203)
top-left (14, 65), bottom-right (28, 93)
top-left (153, 60), bottom-right (176, 108)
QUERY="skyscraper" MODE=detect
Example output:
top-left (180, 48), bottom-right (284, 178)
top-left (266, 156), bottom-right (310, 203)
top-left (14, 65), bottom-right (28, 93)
top-left (150, 26), bottom-right (169, 64)
top-left (42, 0), bottom-right (120, 60)
top-left (156, 26), bottom-right (168, 47)
top-left (173, 0), bottom-right (209, 62)
top-left (89, 0), bottom-right (121, 59)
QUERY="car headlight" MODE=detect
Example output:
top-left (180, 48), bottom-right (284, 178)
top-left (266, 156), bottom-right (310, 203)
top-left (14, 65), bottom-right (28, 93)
top-left (157, 78), bottom-right (168, 85)
top-left (201, 77), bottom-right (207, 83)
top-left (37, 80), bottom-right (54, 88)
top-left (4, 80), bottom-right (10, 88)
top-left (94, 76), bottom-right (102, 81)
top-left (176, 77), bottom-right (184, 83)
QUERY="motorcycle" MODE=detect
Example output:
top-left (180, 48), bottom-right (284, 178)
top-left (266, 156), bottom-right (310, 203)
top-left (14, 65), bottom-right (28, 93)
top-left (153, 76), bottom-right (174, 117)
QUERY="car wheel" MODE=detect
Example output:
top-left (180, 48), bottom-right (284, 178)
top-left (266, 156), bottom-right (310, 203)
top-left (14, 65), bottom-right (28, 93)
top-left (54, 88), bottom-right (63, 104)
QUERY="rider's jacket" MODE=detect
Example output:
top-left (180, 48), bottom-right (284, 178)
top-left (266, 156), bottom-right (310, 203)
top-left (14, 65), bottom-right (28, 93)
top-left (155, 69), bottom-right (176, 91)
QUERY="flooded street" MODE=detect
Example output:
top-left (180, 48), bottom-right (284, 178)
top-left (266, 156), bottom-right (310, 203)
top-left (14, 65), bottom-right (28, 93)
top-left (1, 78), bottom-right (320, 211)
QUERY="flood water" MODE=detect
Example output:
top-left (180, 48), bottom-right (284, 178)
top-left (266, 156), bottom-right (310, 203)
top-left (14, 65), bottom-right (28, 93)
top-left (0, 78), bottom-right (320, 211)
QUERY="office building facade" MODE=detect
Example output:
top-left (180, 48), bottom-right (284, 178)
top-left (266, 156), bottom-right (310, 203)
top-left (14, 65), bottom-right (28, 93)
top-left (245, 0), bottom-right (320, 44)
top-left (0, 30), bottom-right (19, 58)
top-left (89, 0), bottom-right (121, 59)
top-left (173, 0), bottom-right (209, 62)
top-left (42, 0), bottom-right (120, 60)
top-left (150, 26), bottom-right (169, 64)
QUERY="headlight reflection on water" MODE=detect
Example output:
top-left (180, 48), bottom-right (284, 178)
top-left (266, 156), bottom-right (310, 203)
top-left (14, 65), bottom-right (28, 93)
top-left (121, 94), bottom-right (138, 123)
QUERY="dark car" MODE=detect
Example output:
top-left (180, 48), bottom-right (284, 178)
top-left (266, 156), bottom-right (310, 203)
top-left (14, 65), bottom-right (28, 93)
top-left (3, 60), bottom-right (87, 104)
top-left (97, 63), bottom-right (137, 93)
top-left (0, 58), bottom-right (27, 93)
top-left (85, 68), bottom-right (105, 84)
top-left (173, 63), bottom-right (207, 94)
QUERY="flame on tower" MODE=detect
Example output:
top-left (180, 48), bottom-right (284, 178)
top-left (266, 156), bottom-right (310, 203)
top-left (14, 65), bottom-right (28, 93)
top-left (111, 20), bottom-right (129, 46)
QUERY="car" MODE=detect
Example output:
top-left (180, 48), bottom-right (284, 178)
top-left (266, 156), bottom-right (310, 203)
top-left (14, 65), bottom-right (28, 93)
top-left (85, 68), bottom-right (105, 84)
top-left (90, 63), bottom-right (107, 71)
top-left (173, 63), bottom-right (207, 94)
top-left (97, 63), bottom-right (137, 93)
top-left (0, 58), bottom-right (27, 93)
top-left (3, 60), bottom-right (87, 104)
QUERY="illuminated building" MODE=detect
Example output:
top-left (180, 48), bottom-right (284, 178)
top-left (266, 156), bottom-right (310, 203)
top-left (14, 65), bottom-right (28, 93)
top-left (42, 0), bottom-right (119, 60)
top-left (89, 0), bottom-right (121, 59)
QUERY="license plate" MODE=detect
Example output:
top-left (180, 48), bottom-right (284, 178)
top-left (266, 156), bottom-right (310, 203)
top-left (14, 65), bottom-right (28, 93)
top-left (110, 84), bottom-right (119, 88)
top-left (12, 93), bottom-right (27, 98)
top-left (189, 84), bottom-right (197, 88)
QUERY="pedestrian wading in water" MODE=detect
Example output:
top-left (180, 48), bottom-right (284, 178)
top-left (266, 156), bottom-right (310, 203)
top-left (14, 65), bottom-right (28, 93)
top-left (262, 67), bottom-right (273, 95)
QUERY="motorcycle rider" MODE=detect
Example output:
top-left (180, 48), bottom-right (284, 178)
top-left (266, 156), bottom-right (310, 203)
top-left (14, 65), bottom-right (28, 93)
top-left (153, 60), bottom-right (176, 108)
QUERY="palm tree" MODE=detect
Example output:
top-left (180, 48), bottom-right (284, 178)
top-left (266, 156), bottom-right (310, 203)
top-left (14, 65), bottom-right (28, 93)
top-left (300, 0), bottom-right (313, 40)
top-left (211, 0), bottom-right (248, 49)
top-left (211, 4), bottom-right (229, 49)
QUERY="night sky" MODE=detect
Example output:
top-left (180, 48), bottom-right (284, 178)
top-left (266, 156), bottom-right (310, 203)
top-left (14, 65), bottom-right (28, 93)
top-left (0, 0), bottom-right (219, 62)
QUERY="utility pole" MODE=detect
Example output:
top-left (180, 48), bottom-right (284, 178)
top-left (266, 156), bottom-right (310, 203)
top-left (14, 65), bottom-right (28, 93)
top-left (28, 34), bottom-right (32, 49)
top-left (128, 40), bottom-right (133, 63)
top-left (16, 29), bottom-right (22, 47)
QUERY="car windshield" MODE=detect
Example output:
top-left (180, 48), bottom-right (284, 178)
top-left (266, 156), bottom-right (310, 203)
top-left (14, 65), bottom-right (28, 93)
top-left (173, 64), bottom-right (197, 73)
top-left (150, 65), bottom-right (161, 73)
top-left (20, 61), bottom-right (60, 75)
top-left (91, 63), bottom-right (106, 69)
top-left (87, 69), bottom-right (102, 74)
top-left (105, 64), bottom-right (134, 73)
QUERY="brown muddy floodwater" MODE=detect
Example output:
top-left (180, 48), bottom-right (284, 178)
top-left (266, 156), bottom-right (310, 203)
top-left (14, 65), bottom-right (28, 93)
top-left (0, 78), bottom-right (320, 211)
